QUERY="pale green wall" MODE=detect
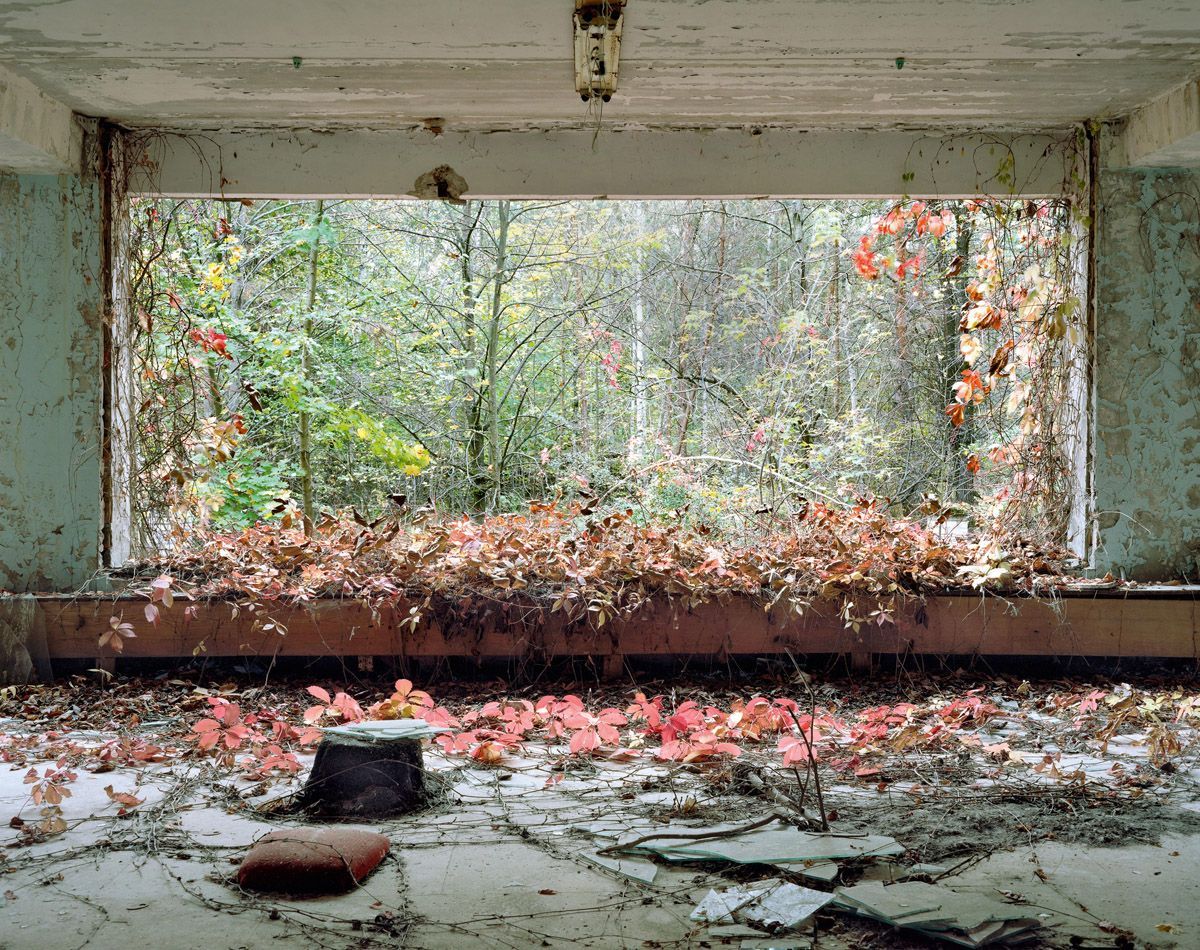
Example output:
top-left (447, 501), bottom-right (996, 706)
top-left (0, 173), bottom-right (103, 591)
top-left (1093, 166), bottom-right (1200, 579)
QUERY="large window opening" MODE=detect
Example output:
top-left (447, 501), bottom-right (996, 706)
top-left (125, 197), bottom-right (1085, 614)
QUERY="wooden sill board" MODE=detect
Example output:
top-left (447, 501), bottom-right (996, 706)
top-left (33, 588), bottom-right (1200, 660)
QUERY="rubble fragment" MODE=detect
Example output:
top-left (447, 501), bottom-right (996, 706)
top-left (613, 817), bottom-right (904, 866)
top-left (833, 881), bottom-right (1042, 947)
top-left (691, 878), bottom-right (834, 930)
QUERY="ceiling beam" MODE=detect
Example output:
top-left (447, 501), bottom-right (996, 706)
top-left (130, 127), bottom-right (1071, 200)
top-left (0, 64), bottom-right (80, 174)
top-left (1117, 77), bottom-right (1200, 169)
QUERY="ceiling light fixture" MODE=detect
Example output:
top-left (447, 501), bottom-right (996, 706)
top-left (574, 1), bottom-right (624, 102)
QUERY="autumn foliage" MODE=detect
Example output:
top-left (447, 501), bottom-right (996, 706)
top-left (851, 195), bottom-right (1083, 545)
top-left (180, 677), bottom-right (1200, 779)
top-left (136, 497), bottom-right (1076, 641)
top-left (6, 673), bottom-right (1199, 845)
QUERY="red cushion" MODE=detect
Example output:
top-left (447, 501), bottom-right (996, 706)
top-left (237, 827), bottom-right (390, 894)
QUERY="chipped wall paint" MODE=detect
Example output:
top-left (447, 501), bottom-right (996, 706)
top-left (0, 63), bottom-right (80, 173)
top-left (1, 0), bottom-right (1198, 131)
top-left (0, 172), bottom-right (102, 591)
top-left (1093, 166), bottom-right (1200, 580)
top-left (137, 128), bottom-right (1070, 200)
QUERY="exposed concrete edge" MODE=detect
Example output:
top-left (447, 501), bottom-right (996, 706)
top-left (0, 64), bottom-right (81, 174)
top-left (0, 595), bottom-right (53, 685)
top-left (1114, 75), bottom-right (1200, 169)
top-left (127, 127), bottom-right (1072, 200)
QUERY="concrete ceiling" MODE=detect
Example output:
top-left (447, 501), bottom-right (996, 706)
top-left (1, 0), bottom-right (1199, 133)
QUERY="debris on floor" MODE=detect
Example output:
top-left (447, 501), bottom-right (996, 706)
top-left (691, 878), bottom-right (835, 930)
top-left (578, 849), bottom-right (659, 883)
top-left (859, 860), bottom-right (951, 883)
top-left (237, 827), bottom-right (391, 894)
top-left (833, 881), bottom-right (1043, 947)
top-left (611, 817), bottom-right (905, 867)
top-left (4, 669), bottom-right (1200, 947)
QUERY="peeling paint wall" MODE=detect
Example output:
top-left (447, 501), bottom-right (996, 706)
top-left (2, 1), bottom-right (1199, 132)
top-left (1093, 166), bottom-right (1200, 580)
top-left (0, 172), bottom-right (102, 591)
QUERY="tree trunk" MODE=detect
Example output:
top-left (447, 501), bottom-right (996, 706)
top-left (629, 202), bottom-right (649, 465)
top-left (457, 202), bottom-right (488, 513)
top-left (299, 199), bottom-right (324, 536)
top-left (483, 200), bottom-right (510, 508)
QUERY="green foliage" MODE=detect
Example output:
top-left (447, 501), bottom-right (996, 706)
top-left (195, 452), bottom-right (293, 530)
top-left (128, 196), bottom-right (1074, 552)
top-left (327, 407), bottom-right (432, 475)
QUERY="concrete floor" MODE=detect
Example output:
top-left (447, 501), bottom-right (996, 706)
top-left (949, 835), bottom-right (1200, 949)
top-left (2, 748), bottom-right (1200, 949)
top-left (0, 761), bottom-right (718, 949)
top-left (5, 678), bottom-right (1200, 949)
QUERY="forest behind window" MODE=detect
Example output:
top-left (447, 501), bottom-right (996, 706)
top-left (129, 197), bottom-right (1082, 554)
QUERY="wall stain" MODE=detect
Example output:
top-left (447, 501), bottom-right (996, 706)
top-left (1093, 166), bottom-right (1200, 579)
top-left (0, 171), bottom-right (103, 591)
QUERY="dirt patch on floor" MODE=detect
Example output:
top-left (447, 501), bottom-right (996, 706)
top-left (838, 793), bottom-right (1200, 864)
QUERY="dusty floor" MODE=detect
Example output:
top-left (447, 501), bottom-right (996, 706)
top-left (3, 669), bottom-right (1200, 949)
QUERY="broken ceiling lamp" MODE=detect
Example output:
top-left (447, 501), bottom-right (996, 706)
top-left (574, 1), bottom-right (623, 102)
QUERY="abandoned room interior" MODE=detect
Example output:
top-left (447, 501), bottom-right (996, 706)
top-left (4, 1), bottom-right (1200, 947)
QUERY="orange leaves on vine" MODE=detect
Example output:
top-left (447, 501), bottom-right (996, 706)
top-left (99, 616), bottom-right (137, 654)
top-left (778, 730), bottom-right (819, 766)
top-left (916, 209), bottom-right (954, 238)
top-left (303, 686), bottom-right (365, 725)
top-left (947, 370), bottom-right (992, 429)
top-left (103, 785), bottom-right (145, 812)
top-left (854, 201), bottom-right (952, 281)
top-left (189, 327), bottom-right (231, 359)
top-left (855, 197), bottom-right (1080, 494)
top-left (240, 745), bottom-right (302, 779)
top-left (372, 679), bottom-right (433, 720)
top-left (564, 707), bottom-right (628, 754)
top-left (988, 339), bottom-right (1016, 378)
top-left (852, 235), bottom-right (882, 279)
top-left (952, 369), bottom-right (990, 406)
top-left (961, 301), bottom-right (1003, 332)
top-left (896, 252), bottom-right (923, 280)
top-left (143, 573), bottom-right (181, 626)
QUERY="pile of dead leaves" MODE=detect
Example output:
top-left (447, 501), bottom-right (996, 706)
top-left (134, 499), bottom-right (1083, 632)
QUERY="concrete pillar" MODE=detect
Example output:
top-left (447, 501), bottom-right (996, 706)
top-left (0, 169), bottom-right (105, 590)
top-left (1092, 164), bottom-right (1200, 579)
